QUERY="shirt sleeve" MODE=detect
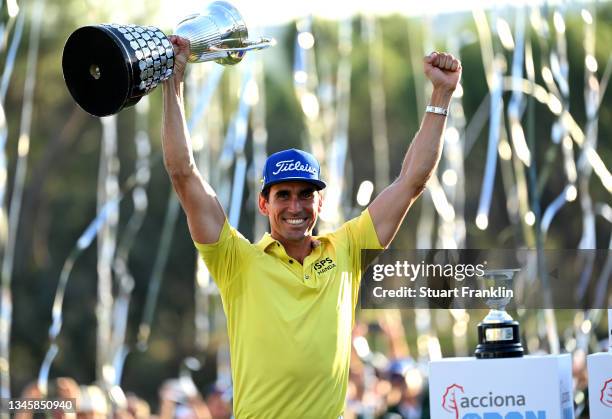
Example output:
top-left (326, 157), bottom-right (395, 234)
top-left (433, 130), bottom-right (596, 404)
top-left (331, 209), bottom-right (384, 312)
top-left (340, 208), bottom-right (384, 251)
top-left (193, 219), bottom-right (254, 293)
top-left (332, 208), bottom-right (384, 274)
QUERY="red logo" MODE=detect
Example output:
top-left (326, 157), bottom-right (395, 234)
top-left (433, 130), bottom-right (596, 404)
top-left (601, 378), bottom-right (612, 408)
top-left (442, 384), bottom-right (465, 419)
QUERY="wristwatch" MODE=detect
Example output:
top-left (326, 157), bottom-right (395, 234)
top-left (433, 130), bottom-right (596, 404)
top-left (425, 105), bottom-right (448, 116)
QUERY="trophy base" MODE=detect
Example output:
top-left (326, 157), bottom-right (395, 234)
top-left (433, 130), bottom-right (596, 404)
top-left (475, 321), bottom-right (524, 359)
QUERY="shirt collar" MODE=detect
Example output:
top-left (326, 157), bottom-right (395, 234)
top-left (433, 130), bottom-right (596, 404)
top-left (255, 233), bottom-right (328, 253)
top-left (256, 233), bottom-right (278, 251)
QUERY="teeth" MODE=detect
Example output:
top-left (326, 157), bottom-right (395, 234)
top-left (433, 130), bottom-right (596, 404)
top-left (286, 218), bottom-right (306, 225)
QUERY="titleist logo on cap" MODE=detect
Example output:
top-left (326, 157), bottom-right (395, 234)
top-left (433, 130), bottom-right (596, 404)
top-left (272, 159), bottom-right (318, 176)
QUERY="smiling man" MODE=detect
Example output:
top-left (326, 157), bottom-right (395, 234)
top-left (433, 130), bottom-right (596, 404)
top-left (162, 35), bottom-right (461, 418)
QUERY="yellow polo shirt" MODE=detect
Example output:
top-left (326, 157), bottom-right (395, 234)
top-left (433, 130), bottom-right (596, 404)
top-left (194, 209), bottom-right (383, 418)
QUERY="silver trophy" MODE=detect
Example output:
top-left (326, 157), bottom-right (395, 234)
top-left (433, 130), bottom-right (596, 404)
top-left (474, 269), bottom-right (524, 359)
top-left (62, 1), bottom-right (273, 117)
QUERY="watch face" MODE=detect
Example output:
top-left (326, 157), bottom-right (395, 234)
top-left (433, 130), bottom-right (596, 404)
top-left (426, 105), bottom-right (447, 116)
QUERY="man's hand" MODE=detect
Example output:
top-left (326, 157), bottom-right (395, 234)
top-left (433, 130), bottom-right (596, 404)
top-left (167, 35), bottom-right (191, 90)
top-left (424, 51), bottom-right (461, 92)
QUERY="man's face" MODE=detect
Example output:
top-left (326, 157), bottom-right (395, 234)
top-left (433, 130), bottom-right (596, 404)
top-left (258, 181), bottom-right (323, 243)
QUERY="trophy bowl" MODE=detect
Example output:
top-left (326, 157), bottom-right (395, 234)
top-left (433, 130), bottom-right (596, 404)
top-left (474, 269), bottom-right (524, 359)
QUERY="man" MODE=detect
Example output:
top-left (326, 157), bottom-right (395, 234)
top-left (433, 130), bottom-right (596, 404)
top-left (162, 35), bottom-right (461, 418)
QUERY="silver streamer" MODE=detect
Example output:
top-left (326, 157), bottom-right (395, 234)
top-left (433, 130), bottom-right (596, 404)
top-left (539, 6), bottom-right (573, 242)
top-left (251, 57), bottom-right (269, 241)
top-left (573, 8), bottom-right (610, 392)
top-left (363, 16), bottom-right (390, 194)
top-left (505, 8), bottom-right (535, 246)
top-left (0, 105), bottom-right (7, 402)
top-left (443, 34), bottom-right (468, 354)
top-left (473, 8), bottom-right (503, 232)
top-left (0, 0), bottom-right (44, 404)
top-left (216, 70), bottom-right (242, 210)
top-left (96, 115), bottom-right (120, 386)
top-left (0, 10), bottom-right (24, 104)
top-left (228, 62), bottom-right (255, 227)
top-left (494, 12), bottom-right (536, 354)
top-left (109, 97), bottom-right (152, 384)
top-left (293, 17), bottom-right (325, 167)
top-left (529, 5), bottom-right (562, 355)
top-left (38, 198), bottom-right (119, 395)
top-left (137, 189), bottom-right (180, 350)
top-left (576, 5), bottom-right (599, 251)
top-left (463, 93), bottom-right (490, 155)
top-left (321, 19), bottom-right (352, 229)
top-left (475, 54), bottom-right (503, 232)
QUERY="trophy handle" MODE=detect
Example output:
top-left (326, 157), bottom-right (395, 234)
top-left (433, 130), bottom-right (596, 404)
top-left (208, 37), bottom-right (275, 52)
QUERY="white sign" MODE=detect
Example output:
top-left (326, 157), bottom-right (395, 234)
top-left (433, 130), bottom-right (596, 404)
top-left (587, 352), bottom-right (612, 419)
top-left (429, 355), bottom-right (574, 419)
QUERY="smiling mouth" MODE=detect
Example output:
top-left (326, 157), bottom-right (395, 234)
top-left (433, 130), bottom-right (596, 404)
top-left (285, 218), bottom-right (307, 226)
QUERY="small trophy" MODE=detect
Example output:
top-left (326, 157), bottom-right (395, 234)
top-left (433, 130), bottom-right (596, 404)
top-left (474, 269), bottom-right (524, 359)
top-left (62, 1), bottom-right (273, 117)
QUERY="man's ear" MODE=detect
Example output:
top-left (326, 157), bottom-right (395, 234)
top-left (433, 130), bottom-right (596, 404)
top-left (317, 190), bottom-right (324, 212)
top-left (258, 193), bottom-right (269, 216)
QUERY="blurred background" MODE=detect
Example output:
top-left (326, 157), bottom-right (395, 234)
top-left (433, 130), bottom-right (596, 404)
top-left (0, 0), bottom-right (610, 417)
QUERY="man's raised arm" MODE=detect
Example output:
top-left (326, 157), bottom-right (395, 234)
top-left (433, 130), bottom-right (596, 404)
top-left (368, 52), bottom-right (462, 247)
top-left (162, 36), bottom-right (226, 244)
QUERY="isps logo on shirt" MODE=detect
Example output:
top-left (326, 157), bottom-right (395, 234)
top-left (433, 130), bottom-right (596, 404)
top-left (313, 257), bottom-right (336, 274)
